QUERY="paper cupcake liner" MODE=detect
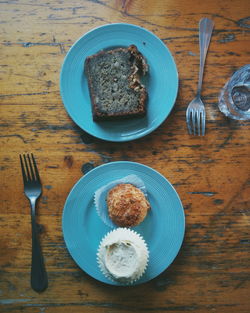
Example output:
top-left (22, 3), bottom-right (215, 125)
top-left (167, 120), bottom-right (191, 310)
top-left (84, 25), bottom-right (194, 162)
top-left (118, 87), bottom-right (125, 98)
top-left (97, 228), bottom-right (149, 285)
top-left (94, 174), bottom-right (148, 228)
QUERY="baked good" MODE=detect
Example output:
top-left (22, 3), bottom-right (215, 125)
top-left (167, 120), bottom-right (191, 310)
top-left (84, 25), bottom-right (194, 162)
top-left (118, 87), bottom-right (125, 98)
top-left (107, 183), bottom-right (150, 227)
top-left (97, 228), bottom-right (149, 284)
top-left (84, 45), bottom-right (148, 121)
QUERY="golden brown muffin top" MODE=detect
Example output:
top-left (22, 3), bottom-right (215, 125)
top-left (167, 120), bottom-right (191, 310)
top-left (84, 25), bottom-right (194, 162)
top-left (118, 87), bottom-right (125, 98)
top-left (107, 183), bottom-right (150, 227)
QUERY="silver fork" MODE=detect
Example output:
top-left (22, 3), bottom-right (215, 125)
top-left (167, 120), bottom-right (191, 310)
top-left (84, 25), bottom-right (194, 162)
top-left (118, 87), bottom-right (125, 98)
top-left (186, 18), bottom-right (214, 135)
top-left (20, 153), bottom-right (48, 292)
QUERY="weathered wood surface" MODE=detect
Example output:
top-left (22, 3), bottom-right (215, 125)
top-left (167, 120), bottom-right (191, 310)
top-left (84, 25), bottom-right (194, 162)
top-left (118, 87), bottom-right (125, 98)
top-left (0, 0), bottom-right (250, 312)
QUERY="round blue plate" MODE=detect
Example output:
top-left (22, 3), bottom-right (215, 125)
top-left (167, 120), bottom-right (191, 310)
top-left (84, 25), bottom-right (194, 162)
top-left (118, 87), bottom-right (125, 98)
top-left (60, 23), bottom-right (178, 142)
top-left (62, 161), bottom-right (185, 285)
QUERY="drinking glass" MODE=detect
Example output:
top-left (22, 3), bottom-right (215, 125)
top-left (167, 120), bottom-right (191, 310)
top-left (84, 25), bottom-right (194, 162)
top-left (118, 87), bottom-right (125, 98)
top-left (218, 64), bottom-right (250, 120)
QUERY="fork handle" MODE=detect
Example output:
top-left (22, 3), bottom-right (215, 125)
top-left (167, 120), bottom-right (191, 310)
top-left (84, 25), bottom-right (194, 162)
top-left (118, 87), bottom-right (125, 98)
top-left (30, 199), bottom-right (48, 292)
top-left (197, 18), bottom-right (214, 96)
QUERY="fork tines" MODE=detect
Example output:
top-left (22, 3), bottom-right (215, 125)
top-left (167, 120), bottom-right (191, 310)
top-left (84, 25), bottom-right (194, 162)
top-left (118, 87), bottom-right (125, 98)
top-left (186, 109), bottom-right (206, 136)
top-left (19, 153), bottom-right (40, 183)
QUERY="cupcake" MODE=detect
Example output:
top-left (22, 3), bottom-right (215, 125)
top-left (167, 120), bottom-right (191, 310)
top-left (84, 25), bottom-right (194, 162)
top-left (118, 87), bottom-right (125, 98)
top-left (94, 174), bottom-right (150, 228)
top-left (97, 228), bottom-right (149, 284)
top-left (107, 183), bottom-right (150, 227)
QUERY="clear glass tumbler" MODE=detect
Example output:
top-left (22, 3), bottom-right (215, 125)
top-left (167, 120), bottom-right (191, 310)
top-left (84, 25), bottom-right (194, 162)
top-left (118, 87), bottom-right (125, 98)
top-left (218, 64), bottom-right (250, 120)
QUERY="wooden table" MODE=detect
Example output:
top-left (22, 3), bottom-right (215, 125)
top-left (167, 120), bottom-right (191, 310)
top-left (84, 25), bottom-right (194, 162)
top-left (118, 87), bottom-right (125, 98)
top-left (1, 1), bottom-right (249, 312)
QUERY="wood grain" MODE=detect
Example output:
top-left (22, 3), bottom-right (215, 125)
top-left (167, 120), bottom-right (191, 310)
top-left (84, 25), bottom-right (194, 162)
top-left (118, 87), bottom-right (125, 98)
top-left (0, 0), bottom-right (250, 312)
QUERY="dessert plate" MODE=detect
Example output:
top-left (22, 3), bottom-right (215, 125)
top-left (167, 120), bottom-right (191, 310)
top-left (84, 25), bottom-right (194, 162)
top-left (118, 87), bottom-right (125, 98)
top-left (60, 23), bottom-right (178, 142)
top-left (62, 161), bottom-right (185, 285)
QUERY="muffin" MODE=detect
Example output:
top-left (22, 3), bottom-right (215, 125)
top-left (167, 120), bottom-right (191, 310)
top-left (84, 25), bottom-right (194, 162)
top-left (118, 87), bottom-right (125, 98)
top-left (97, 228), bottom-right (149, 284)
top-left (107, 183), bottom-right (150, 227)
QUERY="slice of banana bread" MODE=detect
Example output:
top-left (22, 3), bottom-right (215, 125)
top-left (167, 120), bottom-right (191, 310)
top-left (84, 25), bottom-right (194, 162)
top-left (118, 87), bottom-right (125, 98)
top-left (84, 45), bottom-right (148, 121)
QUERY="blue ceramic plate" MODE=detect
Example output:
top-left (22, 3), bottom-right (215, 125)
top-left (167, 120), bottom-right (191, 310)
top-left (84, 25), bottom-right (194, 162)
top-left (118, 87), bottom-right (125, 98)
top-left (62, 162), bottom-right (185, 285)
top-left (60, 23), bottom-right (178, 142)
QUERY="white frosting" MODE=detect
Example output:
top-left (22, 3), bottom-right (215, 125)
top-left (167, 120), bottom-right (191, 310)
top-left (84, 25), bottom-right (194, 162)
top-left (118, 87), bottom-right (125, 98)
top-left (105, 241), bottom-right (140, 280)
top-left (97, 228), bottom-right (149, 284)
